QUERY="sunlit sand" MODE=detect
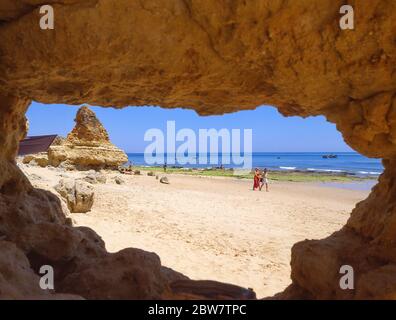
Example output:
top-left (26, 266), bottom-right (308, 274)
top-left (21, 163), bottom-right (370, 298)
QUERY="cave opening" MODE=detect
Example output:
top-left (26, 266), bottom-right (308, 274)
top-left (14, 100), bottom-right (383, 298)
top-left (0, 0), bottom-right (394, 300)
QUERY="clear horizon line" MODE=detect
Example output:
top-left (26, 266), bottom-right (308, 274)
top-left (124, 151), bottom-right (358, 154)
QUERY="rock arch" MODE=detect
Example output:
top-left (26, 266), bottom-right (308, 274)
top-left (0, 0), bottom-right (395, 299)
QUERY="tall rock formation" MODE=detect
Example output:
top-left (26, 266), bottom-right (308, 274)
top-left (48, 106), bottom-right (128, 170)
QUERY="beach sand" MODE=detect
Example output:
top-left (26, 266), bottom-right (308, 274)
top-left (20, 164), bottom-right (372, 298)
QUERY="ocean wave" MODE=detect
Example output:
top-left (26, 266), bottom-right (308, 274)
top-left (307, 168), bottom-right (345, 173)
top-left (279, 166), bottom-right (296, 170)
top-left (358, 171), bottom-right (381, 175)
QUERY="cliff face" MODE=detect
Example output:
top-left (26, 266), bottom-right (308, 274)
top-left (48, 106), bottom-right (128, 169)
top-left (0, 0), bottom-right (395, 299)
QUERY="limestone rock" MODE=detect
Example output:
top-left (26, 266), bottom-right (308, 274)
top-left (51, 136), bottom-right (66, 146)
top-left (16, 222), bottom-right (85, 262)
top-left (0, 177), bottom-right (68, 241)
top-left (95, 172), bottom-right (107, 184)
top-left (0, 240), bottom-right (50, 299)
top-left (23, 152), bottom-right (49, 167)
top-left (83, 174), bottom-right (96, 184)
top-left (114, 175), bottom-right (125, 185)
top-left (66, 106), bottom-right (109, 147)
top-left (15, 222), bottom-right (106, 264)
top-left (84, 170), bottom-right (107, 184)
top-left (0, 239), bottom-right (84, 300)
top-left (48, 106), bottom-right (128, 170)
top-left (160, 176), bottom-right (169, 184)
top-left (168, 280), bottom-right (256, 300)
top-left (13, 221), bottom-right (107, 291)
top-left (59, 248), bottom-right (169, 299)
top-left (161, 266), bottom-right (190, 283)
top-left (278, 160), bottom-right (396, 300)
top-left (64, 217), bottom-right (74, 227)
top-left (55, 179), bottom-right (94, 213)
top-left (27, 173), bottom-right (42, 181)
top-left (356, 265), bottom-right (396, 299)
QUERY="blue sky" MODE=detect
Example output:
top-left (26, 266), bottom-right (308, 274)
top-left (26, 101), bottom-right (353, 153)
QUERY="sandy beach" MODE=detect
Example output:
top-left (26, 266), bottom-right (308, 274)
top-left (20, 163), bottom-right (372, 298)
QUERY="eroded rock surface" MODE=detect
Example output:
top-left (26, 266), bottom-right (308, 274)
top-left (0, 0), bottom-right (395, 299)
top-left (48, 106), bottom-right (128, 170)
top-left (84, 170), bottom-right (107, 184)
top-left (59, 248), bottom-right (169, 299)
top-left (0, 240), bottom-right (50, 299)
top-left (55, 178), bottom-right (94, 213)
top-left (160, 176), bottom-right (170, 184)
top-left (168, 280), bottom-right (256, 300)
top-left (114, 175), bottom-right (125, 185)
top-left (23, 152), bottom-right (49, 167)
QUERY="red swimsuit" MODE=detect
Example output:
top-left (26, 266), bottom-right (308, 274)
top-left (253, 174), bottom-right (260, 190)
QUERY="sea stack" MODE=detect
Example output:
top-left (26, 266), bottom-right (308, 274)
top-left (48, 106), bottom-right (128, 170)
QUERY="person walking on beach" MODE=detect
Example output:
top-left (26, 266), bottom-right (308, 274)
top-left (260, 168), bottom-right (269, 192)
top-left (253, 168), bottom-right (261, 191)
top-left (163, 162), bottom-right (167, 172)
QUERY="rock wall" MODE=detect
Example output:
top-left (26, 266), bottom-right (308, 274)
top-left (284, 159), bottom-right (396, 299)
top-left (0, 0), bottom-right (395, 299)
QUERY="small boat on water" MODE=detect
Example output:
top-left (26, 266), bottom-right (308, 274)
top-left (322, 154), bottom-right (338, 159)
